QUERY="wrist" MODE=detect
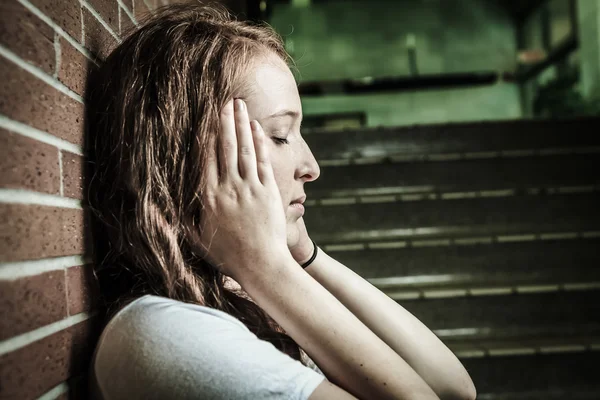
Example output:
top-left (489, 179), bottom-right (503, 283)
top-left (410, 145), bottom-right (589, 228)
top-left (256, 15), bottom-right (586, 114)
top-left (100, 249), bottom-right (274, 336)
top-left (236, 250), bottom-right (297, 291)
top-left (290, 238), bottom-right (315, 265)
top-left (299, 240), bottom-right (318, 269)
top-left (303, 244), bottom-right (323, 274)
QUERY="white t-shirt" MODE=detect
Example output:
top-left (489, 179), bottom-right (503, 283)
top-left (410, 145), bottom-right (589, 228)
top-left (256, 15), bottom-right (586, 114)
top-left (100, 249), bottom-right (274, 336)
top-left (89, 294), bottom-right (326, 400)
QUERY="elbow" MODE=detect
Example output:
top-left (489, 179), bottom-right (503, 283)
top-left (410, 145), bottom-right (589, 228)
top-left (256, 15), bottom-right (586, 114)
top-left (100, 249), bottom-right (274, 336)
top-left (459, 382), bottom-right (477, 400)
top-left (467, 382), bottom-right (477, 400)
top-left (443, 362), bottom-right (477, 400)
top-left (434, 369), bottom-right (476, 400)
top-left (460, 371), bottom-right (477, 400)
top-left (442, 378), bottom-right (476, 400)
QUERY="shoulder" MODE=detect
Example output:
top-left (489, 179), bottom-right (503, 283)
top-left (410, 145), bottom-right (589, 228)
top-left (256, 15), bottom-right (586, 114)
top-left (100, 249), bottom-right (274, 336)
top-left (90, 295), bottom-right (325, 400)
top-left (103, 294), bottom-right (250, 337)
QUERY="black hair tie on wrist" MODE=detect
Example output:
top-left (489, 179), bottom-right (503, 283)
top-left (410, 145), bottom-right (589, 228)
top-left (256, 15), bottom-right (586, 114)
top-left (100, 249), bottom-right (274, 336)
top-left (301, 240), bottom-right (318, 269)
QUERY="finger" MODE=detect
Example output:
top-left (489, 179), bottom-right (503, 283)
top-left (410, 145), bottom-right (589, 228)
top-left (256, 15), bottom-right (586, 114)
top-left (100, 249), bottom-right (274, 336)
top-left (251, 120), bottom-right (275, 185)
top-left (218, 99), bottom-right (239, 181)
top-left (235, 99), bottom-right (258, 181)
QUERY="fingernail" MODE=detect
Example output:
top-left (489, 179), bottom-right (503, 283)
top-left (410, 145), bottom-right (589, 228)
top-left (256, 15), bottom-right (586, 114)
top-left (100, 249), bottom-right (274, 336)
top-left (234, 99), bottom-right (243, 111)
top-left (250, 120), bottom-right (257, 131)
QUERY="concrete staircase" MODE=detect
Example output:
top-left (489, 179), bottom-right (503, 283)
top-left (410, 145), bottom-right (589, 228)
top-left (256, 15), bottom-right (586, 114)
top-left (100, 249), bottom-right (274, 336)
top-left (302, 117), bottom-right (600, 399)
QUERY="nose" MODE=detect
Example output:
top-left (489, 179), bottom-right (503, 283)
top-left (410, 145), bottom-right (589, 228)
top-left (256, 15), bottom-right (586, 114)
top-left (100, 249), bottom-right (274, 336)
top-left (295, 138), bottom-right (320, 182)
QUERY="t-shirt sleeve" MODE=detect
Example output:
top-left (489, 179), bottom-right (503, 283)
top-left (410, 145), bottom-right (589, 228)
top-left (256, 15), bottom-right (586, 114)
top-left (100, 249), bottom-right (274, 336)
top-left (92, 296), bottom-right (326, 400)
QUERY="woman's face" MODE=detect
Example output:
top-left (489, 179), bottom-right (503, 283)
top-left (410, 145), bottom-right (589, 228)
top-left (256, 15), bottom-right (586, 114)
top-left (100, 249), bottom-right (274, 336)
top-left (242, 53), bottom-right (320, 246)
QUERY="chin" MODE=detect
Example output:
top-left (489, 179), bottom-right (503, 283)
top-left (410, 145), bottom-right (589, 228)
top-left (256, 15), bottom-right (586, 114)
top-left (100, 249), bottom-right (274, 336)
top-left (286, 212), bottom-right (300, 223)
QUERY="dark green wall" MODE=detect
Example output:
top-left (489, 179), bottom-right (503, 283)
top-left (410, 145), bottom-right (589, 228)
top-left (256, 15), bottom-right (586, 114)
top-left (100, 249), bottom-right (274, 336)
top-left (270, 0), bottom-right (523, 126)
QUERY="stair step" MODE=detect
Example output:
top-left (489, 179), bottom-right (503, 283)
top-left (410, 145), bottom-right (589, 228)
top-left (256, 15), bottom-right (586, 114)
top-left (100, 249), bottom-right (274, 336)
top-left (449, 334), bottom-right (600, 358)
top-left (398, 290), bottom-right (600, 333)
top-left (436, 324), bottom-right (600, 344)
top-left (303, 193), bottom-right (600, 244)
top-left (302, 118), bottom-right (600, 399)
top-left (477, 390), bottom-right (600, 400)
top-left (383, 283), bottom-right (600, 301)
top-left (464, 352), bottom-right (600, 399)
top-left (329, 238), bottom-right (600, 291)
top-left (307, 154), bottom-right (600, 199)
top-left (304, 117), bottom-right (600, 160)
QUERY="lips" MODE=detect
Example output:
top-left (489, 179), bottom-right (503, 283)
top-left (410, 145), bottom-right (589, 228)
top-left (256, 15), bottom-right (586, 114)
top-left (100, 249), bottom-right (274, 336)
top-left (290, 194), bottom-right (306, 205)
top-left (289, 195), bottom-right (306, 216)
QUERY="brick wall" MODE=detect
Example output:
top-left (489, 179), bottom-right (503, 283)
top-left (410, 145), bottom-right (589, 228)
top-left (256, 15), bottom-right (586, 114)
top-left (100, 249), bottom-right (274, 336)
top-left (0, 0), bottom-right (244, 398)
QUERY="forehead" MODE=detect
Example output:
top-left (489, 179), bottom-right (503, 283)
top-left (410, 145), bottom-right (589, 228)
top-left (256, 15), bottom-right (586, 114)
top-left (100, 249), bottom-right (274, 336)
top-left (242, 54), bottom-right (302, 122)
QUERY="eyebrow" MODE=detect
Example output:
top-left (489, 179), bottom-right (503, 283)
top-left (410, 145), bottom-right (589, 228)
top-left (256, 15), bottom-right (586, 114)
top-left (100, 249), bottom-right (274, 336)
top-left (265, 110), bottom-right (301, 120)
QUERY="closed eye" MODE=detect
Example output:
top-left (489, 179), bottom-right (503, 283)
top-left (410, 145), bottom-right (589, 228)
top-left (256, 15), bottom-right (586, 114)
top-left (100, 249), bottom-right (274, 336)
top-left (272, 137), bottom-right (289, 145)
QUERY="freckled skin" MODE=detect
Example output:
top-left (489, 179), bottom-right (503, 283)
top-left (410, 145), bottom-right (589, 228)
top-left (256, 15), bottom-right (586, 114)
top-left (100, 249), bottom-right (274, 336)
top-left (242, 54), bottom-right (320, 248)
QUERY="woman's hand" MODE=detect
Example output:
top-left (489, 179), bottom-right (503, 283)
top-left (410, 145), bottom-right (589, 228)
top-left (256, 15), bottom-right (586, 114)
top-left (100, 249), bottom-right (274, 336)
top-left (197, 99), bottom-right (290, 282)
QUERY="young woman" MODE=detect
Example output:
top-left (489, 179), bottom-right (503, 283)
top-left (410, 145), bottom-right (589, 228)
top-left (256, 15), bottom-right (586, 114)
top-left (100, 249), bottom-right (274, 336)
top-left (86, 4), bottom-right (476, 399)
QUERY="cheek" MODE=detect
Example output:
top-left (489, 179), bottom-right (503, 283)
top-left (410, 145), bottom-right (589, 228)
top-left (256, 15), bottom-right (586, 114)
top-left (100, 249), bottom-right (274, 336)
top-left (269, 151), bottom-right (294, 202)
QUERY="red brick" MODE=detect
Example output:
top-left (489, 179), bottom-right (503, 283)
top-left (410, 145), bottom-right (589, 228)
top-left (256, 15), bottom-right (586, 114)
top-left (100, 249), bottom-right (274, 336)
top-left (87, 0), bottom-right (119, 35)
top-left (0, 269), bottom-right (67, 341)
top-left (83, 8), bottom-right (118, 60)
top-left (0, 57), bottom-right (84, 146)
top-left (0, 129), bottom-right (60, 195)
top-left (67, 264), bottom-right (101, 315)
top-left (30, 0), bottom-right (82, 42)
top-left (0, 317), bottom-right (102, 399)
top-left (58, 38), bottom-right (91, 97)
top-left (122, 0), bottom-right (134, 13)
top-left (61, 151), bottom-right (84, 200)
top-left (120, 4), bottom-right (137, 36)
top-left (134, 0), bottom-right (152, 22)
top-left (0, 1), bottom-right (55, 74)
top-left (0, 204), bottom-right (90, 262)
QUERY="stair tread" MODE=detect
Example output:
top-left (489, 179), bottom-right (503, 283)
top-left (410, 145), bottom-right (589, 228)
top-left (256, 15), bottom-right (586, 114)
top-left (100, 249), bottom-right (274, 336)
top-left (398, 290), bottom-right (600, 332)
top-left (305, 117), bottom-right (600, 160)
top-left (302, 117), bottom-right (600, 398)
top-left (327, 238), bottom-right (600, 288)
top-left (308, 154), bottom-right (600, 198)
top-left (447, 332), bottom-right (600, 352)
top-left (436, 324), bottom-right (600, 342)
top-left (304, 193), bottom-right (600, 243)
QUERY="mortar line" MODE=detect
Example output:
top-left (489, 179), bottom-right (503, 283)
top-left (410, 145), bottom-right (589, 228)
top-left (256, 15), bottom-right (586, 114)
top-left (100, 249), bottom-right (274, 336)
top-left (117, 0), bottom-right (138, 25)
top-left (0, 115), bottom-right (83, 155)
top-left (80, 2), bottom-right (85, 45)
top-left (0, 256), bottom-right (90, 281)
top-left (58, 150), bottom-right (64, 197)
top-left (0, 312), bottom-right (94, 356)
top-left (37, 382), bottom-right (69, 400)
top-left (143, 0), bottom-right (155, 14)
top-left (0, 189), bottom-right (83, 209)
top-left (17, 0), bottom-right (98, 65)
top-left (80, 0), bottom-right (122, 42)
top-left (53, 32), bottom-right (61, 79)
top-left (0, 45), bottom-right (83, 103)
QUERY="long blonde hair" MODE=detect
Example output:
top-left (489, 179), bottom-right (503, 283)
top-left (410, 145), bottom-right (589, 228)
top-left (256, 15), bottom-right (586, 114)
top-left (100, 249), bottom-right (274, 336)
top-left (87, 3), bottom-right (303, 362)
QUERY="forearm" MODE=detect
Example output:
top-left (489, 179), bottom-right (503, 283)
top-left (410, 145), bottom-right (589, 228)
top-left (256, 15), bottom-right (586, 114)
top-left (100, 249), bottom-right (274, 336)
top-left (237, 252), bottom-right (439, 400)
top-left (305, 248), bottom-right (476, 400)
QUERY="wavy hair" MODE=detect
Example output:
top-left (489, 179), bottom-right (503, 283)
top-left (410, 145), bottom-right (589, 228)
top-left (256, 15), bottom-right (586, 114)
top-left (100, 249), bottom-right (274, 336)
top-left (86, 3), bottom-right (304, 363)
